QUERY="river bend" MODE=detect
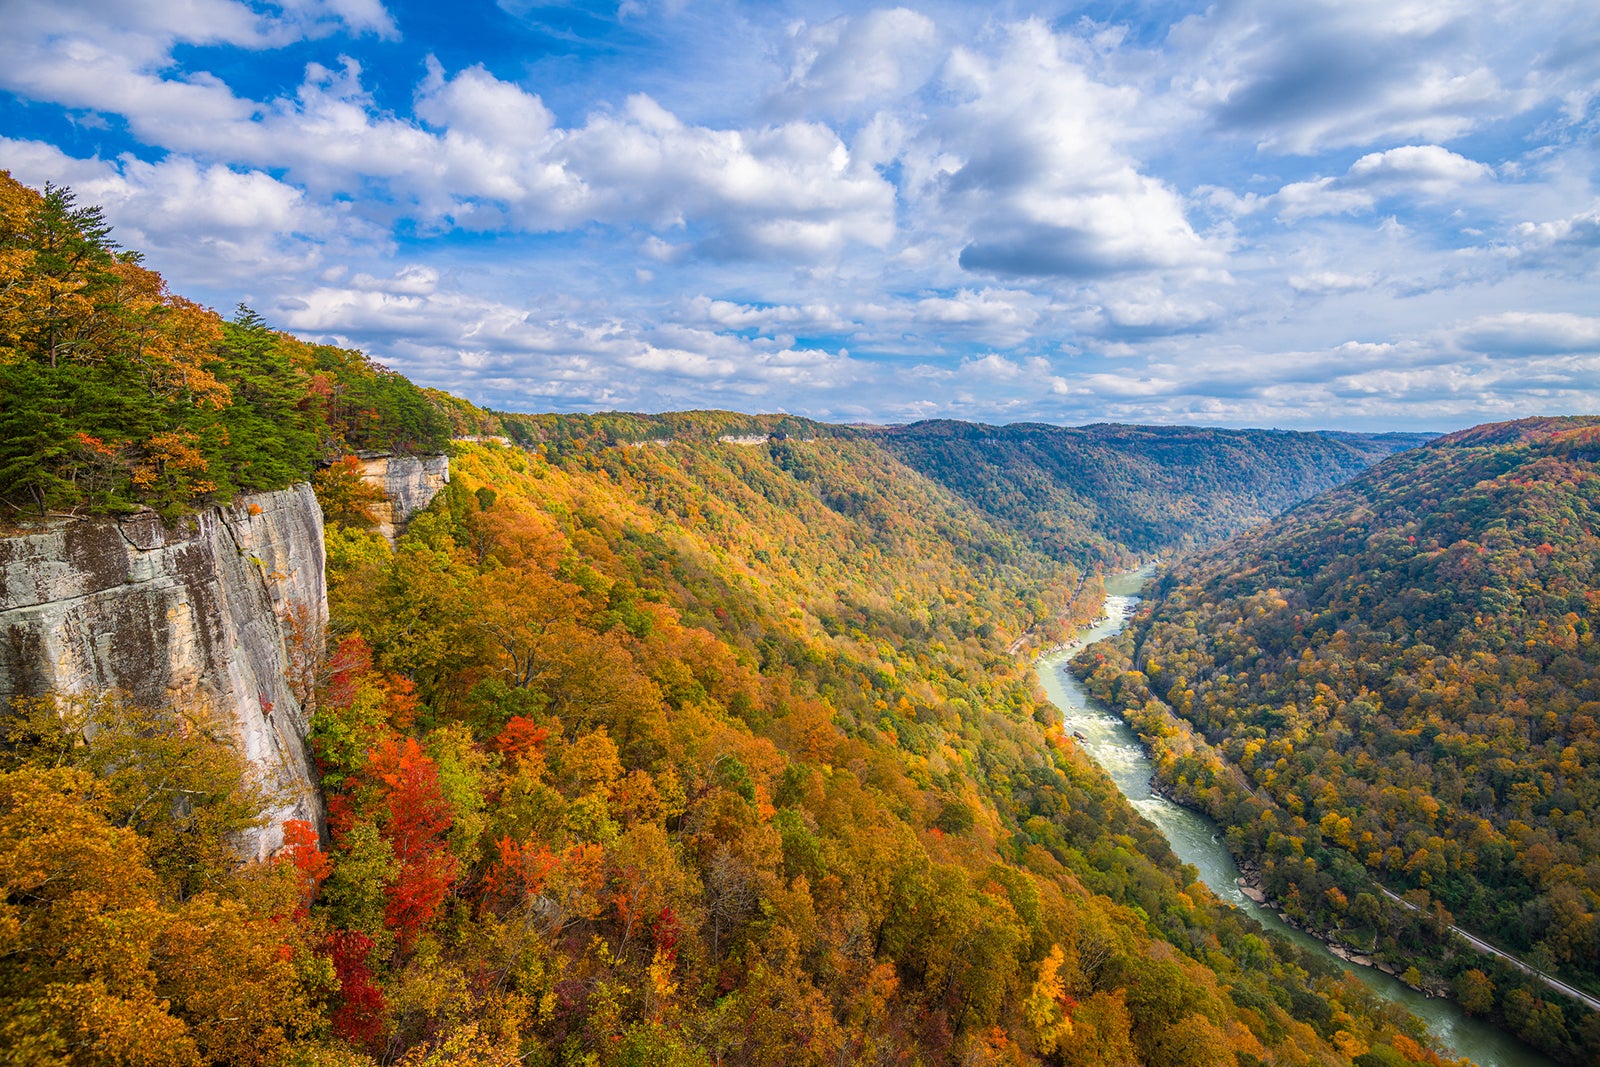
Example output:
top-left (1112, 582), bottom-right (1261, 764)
top-left (1035, 569), bottom-right (1553, 1067)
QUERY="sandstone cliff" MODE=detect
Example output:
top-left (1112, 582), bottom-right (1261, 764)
top-left (357, 453), bottom-right (450, 542)
top-left (0, 485), bottom-right (327, 859)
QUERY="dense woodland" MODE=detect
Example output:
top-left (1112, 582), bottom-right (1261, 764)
top-left (862, 422), bottom-right (1429, 564)
top-left (0, 172), bottom-right (447, 520)
top-left (1078, 418), bottom-right (1600, 1062)
top-left (424, 403), bottom-right (1424, 568)
top-left (1, 175), bottom-right (1473, 1066)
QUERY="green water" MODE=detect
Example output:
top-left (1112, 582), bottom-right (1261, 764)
top-left (1036, 567), bottom-right (1555, 1067)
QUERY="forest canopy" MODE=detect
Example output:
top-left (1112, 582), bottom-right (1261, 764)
top-left (0, 173), bottom-right (1464, 1067)
top-left (0, 171), bottom-right (448, 519)
top-left (1078, 418), bottom-right (1600, 1061)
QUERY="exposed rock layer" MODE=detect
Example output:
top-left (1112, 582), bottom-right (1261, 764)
top-left (0, 454), bottom-right (450, 856)
top-left (0, 485), bottom-right (327, 858)
top-left (357, 453), bottom-right (450, 541)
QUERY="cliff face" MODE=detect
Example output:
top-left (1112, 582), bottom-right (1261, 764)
top-left (358, 453), bottom-right (450, 541)
top-left (0, 485), bottom-right (327, 859)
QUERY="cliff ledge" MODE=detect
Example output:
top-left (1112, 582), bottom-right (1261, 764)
top-left (0, 484), bottom-right (327, 858)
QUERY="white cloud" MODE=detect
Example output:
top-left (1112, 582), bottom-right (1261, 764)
top-left (688, 297), bottom-right (849, 335)
top-left (1068, 372), bottom-right (1182, 398)
top-left (0, 137), bottom-right (343, 281)
top-left (3, 0), bottom-right (308, 55)
top-left (1506, 203), bottom-right (1600, 268)
top-left (272, 281), bottom-right (868, 408)
top-left (1091, 290), bottom-right (1222, 336)
top-left (0, 0), bottom-right (397, 109)
top-left (562, 95), bottom-right (896, 257)
top-left (350, 265), bottom-right (440, 295)
top-left (1170, 0), bottom-right (1538, 153)
top-left (280, 0), bottom-right (398, 39)
top-left (1, 8), bottom-right (895, 261)
top-left (910, 289), bottom-right (1041, 346)
top-left (769, 8), bottom-right (940, 117)
top-left (4, 2), bottom-right (1598, 428)
top-left (928, 21), bottom-right (1220, 279)
top-left (1275, 145), bottom-right (1494, 220)
top-left (1452, 312), bottom-right (1600, 355)
top-left (415, 60), bottom-right (558, 148)
top-left (960, 353), bottom-right (1028, 380)
top-left (1288, 271), bottom-right (1377, 293)
top-left (1345, 145), bottom-right (1494, 190)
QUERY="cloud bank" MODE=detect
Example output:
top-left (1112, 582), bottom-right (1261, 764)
top-left (1, 0), bottom-right (1596, 429)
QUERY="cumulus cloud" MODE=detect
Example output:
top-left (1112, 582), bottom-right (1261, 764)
top-left (924, 21), bottom-right (1219, 279)
top-left (3, 0), bottom-right (394, 55)
top-left (0, 0), bottom-right (902, 259)
top-left (908, 289), bottom-right (1042, 346)
top-left (0, 137), bottom-right (344, 281)
top-left (1505, 203), bottom-right (1600, 269)
top-left (1171, 0), bottom-right (1537, 153)
top-left (1, 12), bottom-right (895, 261)
top-left (562, 96), bottom-right (895, 258)
top-left (4, 1), bottom-right (1597, 427)
top-left (1085, 290), bottom-right (1223, 338)
top-left (273, 280), bottom-right (868, 409)
top-left (959, 353), bottom-right (1055, 382)
top-left (687, 297), bottom-right (850, 336)
top-left (1274, 145), bottom-right (1494, 220)
top-left (0, 0), bottom-right (397, 141)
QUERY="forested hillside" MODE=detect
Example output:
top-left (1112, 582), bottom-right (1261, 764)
top-left (427, 403), bottom-right (1420, 569)
top-left (1079, 417), bottom-right (1600, 1062)
top-left (287, 435), bottom-right (1457, 1066)
top-left (861, 421), bottom-right (1429, 563)
top-left (0, 171), bottom-right (447, 520)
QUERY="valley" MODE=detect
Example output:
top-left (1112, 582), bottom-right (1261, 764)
top-left (1077, 420), bottom-right (1600, 1063)
top-left (3, 169), bottom-right (1598, 1067)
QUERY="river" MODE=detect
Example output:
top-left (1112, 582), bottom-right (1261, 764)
top-left (1034, 567), bottom-right (1555, 1067)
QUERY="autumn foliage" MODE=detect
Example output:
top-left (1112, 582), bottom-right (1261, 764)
top-left (0, 171), bottom-right (447, 519)
top-left (0, 173), bottom-right (1494, 1066)
top-left (1082, 418), bottom-right (1600, 1063)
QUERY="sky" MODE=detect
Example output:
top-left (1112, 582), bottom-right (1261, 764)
top-left (2, 0), bottom-right (1598, 430)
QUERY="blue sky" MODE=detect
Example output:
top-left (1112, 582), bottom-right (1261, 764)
top-left (3, 0), bottom-right (1598, 429)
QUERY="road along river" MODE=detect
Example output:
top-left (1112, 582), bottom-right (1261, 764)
top-left (1035, 568), bottom-right (1554, 1067)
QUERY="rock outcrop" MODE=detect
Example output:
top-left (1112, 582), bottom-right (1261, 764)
top-left (0, 485), bottom-right (327, 859)
top-left (357, 453), bottom-right (450, 541)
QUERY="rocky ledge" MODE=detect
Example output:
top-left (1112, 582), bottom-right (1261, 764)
top-left (357, 453), bottom-right (450, 541)
top-left (0, 485), bottom-right (327, 859)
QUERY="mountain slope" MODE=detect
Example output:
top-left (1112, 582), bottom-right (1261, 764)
top-left (427, 404), bottom-right (1421, 568)
top-left (310, 434), bottom-right (1450, 1065)
top-left (1078, 416), bottom-right (1600, 1062)
top-left (862, 420), bottom-right (1423, 563)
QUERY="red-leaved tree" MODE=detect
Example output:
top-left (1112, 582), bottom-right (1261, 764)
top-left (366, 737), bottom-right (459, 950)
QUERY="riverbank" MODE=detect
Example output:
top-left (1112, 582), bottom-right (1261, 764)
top-left (1229, 863), bottom-right (1452, 998)
top-left (1143, 772), bottom-right (1421, 985)
top-left (1142, 769), bottom-right (1437, 991)
top-left (1035, 581), bottom-right (1557, 1067)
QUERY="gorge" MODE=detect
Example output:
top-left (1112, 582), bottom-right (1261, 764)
top-left (4, 170), bottom-right (1597, 1067)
